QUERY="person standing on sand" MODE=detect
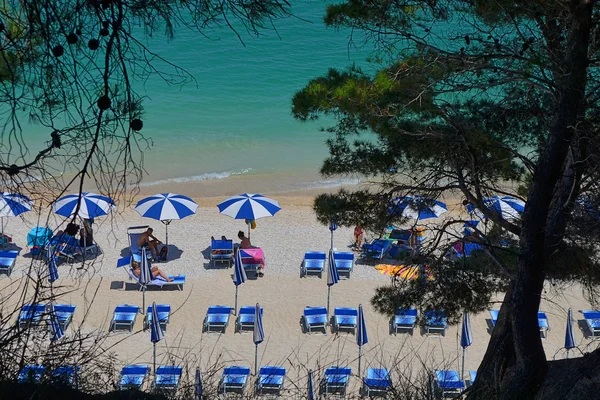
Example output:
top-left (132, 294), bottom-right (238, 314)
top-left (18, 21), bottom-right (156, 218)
top-left (354, 225), bottom-right (364, 250)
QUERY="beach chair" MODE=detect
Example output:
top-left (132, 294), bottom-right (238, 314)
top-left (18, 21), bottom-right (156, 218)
top-left (204, 306), bottom-right (231, 333)
top-left (236, 305), bottom-right (263, 333)
top-left (51, 365), bottom-right (79, 387)
top-left (153, 366), bottom-right (182, 392)
top-left (582, 310), bottom-right (600, 337)
top-left (323, 366), bottom-right (352, 396)
top-left (257, 366), bottom-right (286, 395)
top-left (119, 364), bottom-right (150, 390)
top-left (46, 304), bottom-right (76, 331)
top-left (468, 370), bottom-right (477, 387)
top-left (111, 305), bottom-right (139, 332)
top-left (116, 256), bottom-right (186, 291)
top-left (362, 239), bottom-right (392, 260)
top-left (424, 310), bottom-right (448, 336)
top-left (210, 239), bottom-right (234, 267)
top-left (219, 366), bottom-right (251, 395)
top-left (333, 307), bottom-right (358, 334)
top-left (488, 309), bottom-right (499, 327)
top-left (17, 365), bottom-right (45, 383)
top-left (538, 312), bottom-right (550, 338)
top-left (333, 251), bottom-right (354, 279)
top-left (362, 368), bottom-right (392, 397)
top-left (391, 308), bottom-right (418, 334)
top-left (0, 250), bottom-right (18, 276)
top-left (303, 306), bottom-right (328, 333)
top-left (302, 251), bottom-right (326, 278)
top-left (127, 226), bottom-right (153, 263)
top-left (145, 304), bottom-right (171, 332)
top-left (434, 370), bottom-right (465, 398)
top-left (18, 304), bottom-right (47, 329)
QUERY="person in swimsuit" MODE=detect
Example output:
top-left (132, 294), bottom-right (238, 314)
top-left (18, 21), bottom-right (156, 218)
top-left (137, 227), bottom-right (162, 256)
top-left (131, 261), bottom-right (174, 282)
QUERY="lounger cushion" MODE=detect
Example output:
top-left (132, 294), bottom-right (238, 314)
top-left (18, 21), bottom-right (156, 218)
top-left (435, 370), bottom-right (464, 390)
top-left (155, 366), bottom-right (182, 387)
top-left (394, 308), bottom-right (418, 326)
top-left (583, 311), bottom-right (600, 328)
top-left (538, 312), bottom-right (549, 329)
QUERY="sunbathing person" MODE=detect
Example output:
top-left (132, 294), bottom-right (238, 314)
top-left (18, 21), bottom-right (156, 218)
top-left (137, 227), bottom-right (162, 256)
top-left (131, 261), bottom-right (174, 282)
top-left (238, 231), bottom-right (252, 249)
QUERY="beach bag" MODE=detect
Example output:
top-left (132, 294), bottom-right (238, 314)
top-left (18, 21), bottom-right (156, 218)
top-left (159, 245), bottom-right (168, 261)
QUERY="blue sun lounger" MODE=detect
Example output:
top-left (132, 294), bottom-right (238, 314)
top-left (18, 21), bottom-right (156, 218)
top-left (424, 310), bottom-right (448, 336)
top-left (111, 305), bottom-right (139, 332)
top-left (582, 310), bottom-right (600, 338)
top-left (47, 304), bottom-right (76, 331)
top-left (302, 251), bottom-right (326, 278)
top-left (333, 251), bottom-right (354, 279)
top-left (324, 366), bottom-right (352, 396)
top-left (119, 364), bottom-right (150, 390)
top-left (236, 305), bottom-right (263, 332)
top-left (333, 307), bottom-right (358, 334)
top-left (220, 366), bottom-right (251, 395)
top-left (362, 239), bottom-right (392, 260)
top-left (153, 366), bottom-right (182, 391)
top-left (145, 304), bottom-right (171, 332)
top-left (204, 306), bottom-right (231, 333)
top-left (18, 304), bottom-right (47, 329)
top-left (489, 309), bottom-right (499, 327)
top-left (51, 365), bottom-right (79, 387)
top-left (538, 312), bottom-right (550, 338)
top-left (18, 365), bottom-right (45, 383)
top-left (0, 250), bottom-right (18, 276)
top-left (211, 239), bottom-right (234, 267)
top-left (435, 370), bottom-right (465, 397)
top-left (392, 308), bottom-right (418, 334)
top-left (469, 370), bottom-right (477, 386)
top-left (117, 256), bottom-right (186, 291)
top-left (362, 368), bottom-right (392, 397)
top-left (303, 306), bottom-right (328, 333)
top-left (257, 366), bottom-right (286, 395)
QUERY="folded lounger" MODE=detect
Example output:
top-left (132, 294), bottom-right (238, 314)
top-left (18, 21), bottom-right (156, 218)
top-left (362, 368), bottom-right (392, 397)
top-left (582, 310), bottom-right (600, 338)
top-left (391, 308), bottom-right (418, 335)
top-left (424, 310), bottom-right (448, 336)
top-left (211, 239), bottom-right (234, 267)
top-left (153, 366), bottom-right (182, 391)
top-left (119, 364), bottom-right (150, 390)
top-left (51, 365), bottom-right (79, 387)
top-left (145, 304), bottom-right (171, 332)
top-left (303, 306), bottom-right (328, 333)
top-left (302, 251), bottom-right (326, 278)
top-left (47, 304), bottom-right (76, 331)
top-left (333, 251), bottom-right (354, 279)
top-left (333, 307), bottom-right (358, 334)
top-left (18, 304), bottom-right (47, 329)
top-left (111, 305), bottom-right (139, 332)
top-left (220, 366), bottom-right (251, 395)
top-left (362, 239), bottom-right (392, 260)
top-left (324, 366), bottom-right (352, 396)
top-left (116, 256), bottom-right (186, 291)
top-left (0, 250), bottom-right (18, 276)
top-left (204, 306), bottom-right (231, 333)
top-left (236, 305), bottom-right (263, 333)
top-left (18, 365), bottom-right (45, 383)
top-left (435, 370), bottom-right (465, 397)
top-left (257, 366), bottom-right (286, 395)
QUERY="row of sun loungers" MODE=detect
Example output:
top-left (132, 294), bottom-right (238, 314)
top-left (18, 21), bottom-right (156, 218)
top-left (17, 303), bottom-right (76, 331)
top-left (302, 251), bottom-right (354, 278)
top-left (18, 365), bottom-right (79, 386)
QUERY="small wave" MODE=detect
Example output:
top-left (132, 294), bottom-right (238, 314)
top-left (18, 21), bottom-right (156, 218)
top-left (295, 178), bottom-right (361, 190)
top-left (140, 169), bottom-right (253, 186)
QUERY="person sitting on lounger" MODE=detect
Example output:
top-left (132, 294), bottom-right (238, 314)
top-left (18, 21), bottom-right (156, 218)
top-left (137, 227), bottom-right (162, 256)
top-left (131, 260), bottom-right (174, 282)
top-left (238, 231), bottom-right (252, 249)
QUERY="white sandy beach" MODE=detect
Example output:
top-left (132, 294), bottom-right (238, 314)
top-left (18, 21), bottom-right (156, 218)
top-left (1, 194), bottom-right (598, 396)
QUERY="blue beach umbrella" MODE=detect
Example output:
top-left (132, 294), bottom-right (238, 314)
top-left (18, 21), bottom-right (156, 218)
top-left (307, 369), bottom-right (315, 400)
top-left (134, 193), bottom-right (198, 246)
top-left (461, 312), bottom-right (473, 380)
top-left (47, 246), bottom-right (59, 284)
top-left (253, 302), bottom-right (265, 375)
top-left (565, 308), bottom-right (576, 359)
top-left (357, 304), bottom-right (368, 377)
top-left (466, 196), bottom-right (525, 222)
top-left (0, 192), bottom-right (32, 246)
top-left (217, 194), bottom-right (281, 239)
top-left (53, 192), bottom-right (115, 219)
top-left (48, 302), bottom-right (64, 341)
top-left (326, 249), bottom-right (340, 321)
top-left (195, 368), bottom-right (203, 400)
top-left (150, 302), bottom-right (164, 375)
top-left (391, 196), bottom-right (448, 220)
top-left (233, 249), bottom-right (246, 316)
top-left (139, 247), bottom-right (153, 314)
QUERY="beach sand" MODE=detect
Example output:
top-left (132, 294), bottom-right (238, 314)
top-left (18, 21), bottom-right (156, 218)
top-left (1, 192), bottom-right (597, 396)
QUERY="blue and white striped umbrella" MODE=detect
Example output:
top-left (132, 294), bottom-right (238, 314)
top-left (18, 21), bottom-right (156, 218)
top-left (195, 368), bottom-right (203, 400)
top-left (150, 302), bottom-right (164, 375)
top-left (391, 196), bottom-right (448, 220)
top-left (307, 369), bottom-right (315, 400)
top-left (53, 192), bottom-right (115, 219)
top-left (49, 302), bottom-right (64, 341)
top-left (233, 249), bottom-right (246, 316)
top-left (139, 248), bottom-right (153, 313)
top-left (327, 249), bottom-right (340, 287)
top-left (217, 193), bottom-right (281, 220)
top-left (135, 193), bottom-right (198, 221)
top-left (466, 196), bottom-right (525, 222)
top-left (565, 308), bottom-right (576, 358)
top-left (0, 192), bottom-right (32, 217)
top-left (47, 246), bottom-right (59, 284)
top-left (357, 304), bottom-right (368, 376)
top-left (253, 302), bottom-right (264, 375)
top-left (461, 312), bottom-right (473, 379)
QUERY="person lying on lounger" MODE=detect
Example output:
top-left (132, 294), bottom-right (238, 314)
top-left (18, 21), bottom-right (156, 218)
top-left (137, 227), bottom-right (162, 256)
top-left (131, 261), bottom-right (174, 282)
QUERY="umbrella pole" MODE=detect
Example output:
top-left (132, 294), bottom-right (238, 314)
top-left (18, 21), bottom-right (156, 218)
top-left (461, 348), bottom-right (466, 381)
top-left (234, 286), bottom-right (239, 316)
top-left (566, 349), bottom-right (569, 360)
top-left (358, 345), bottom-right (362, 377)
top-left (326, 286), bottom-right (331, 325)
top-left (1, 217), bottom-right (4, 249)
top-left (142, 286), bottom-right (146, 315)
top-left (255, 343), bottom-right (258, 376)
top-left (153, 341), bottom-right (157, 376)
